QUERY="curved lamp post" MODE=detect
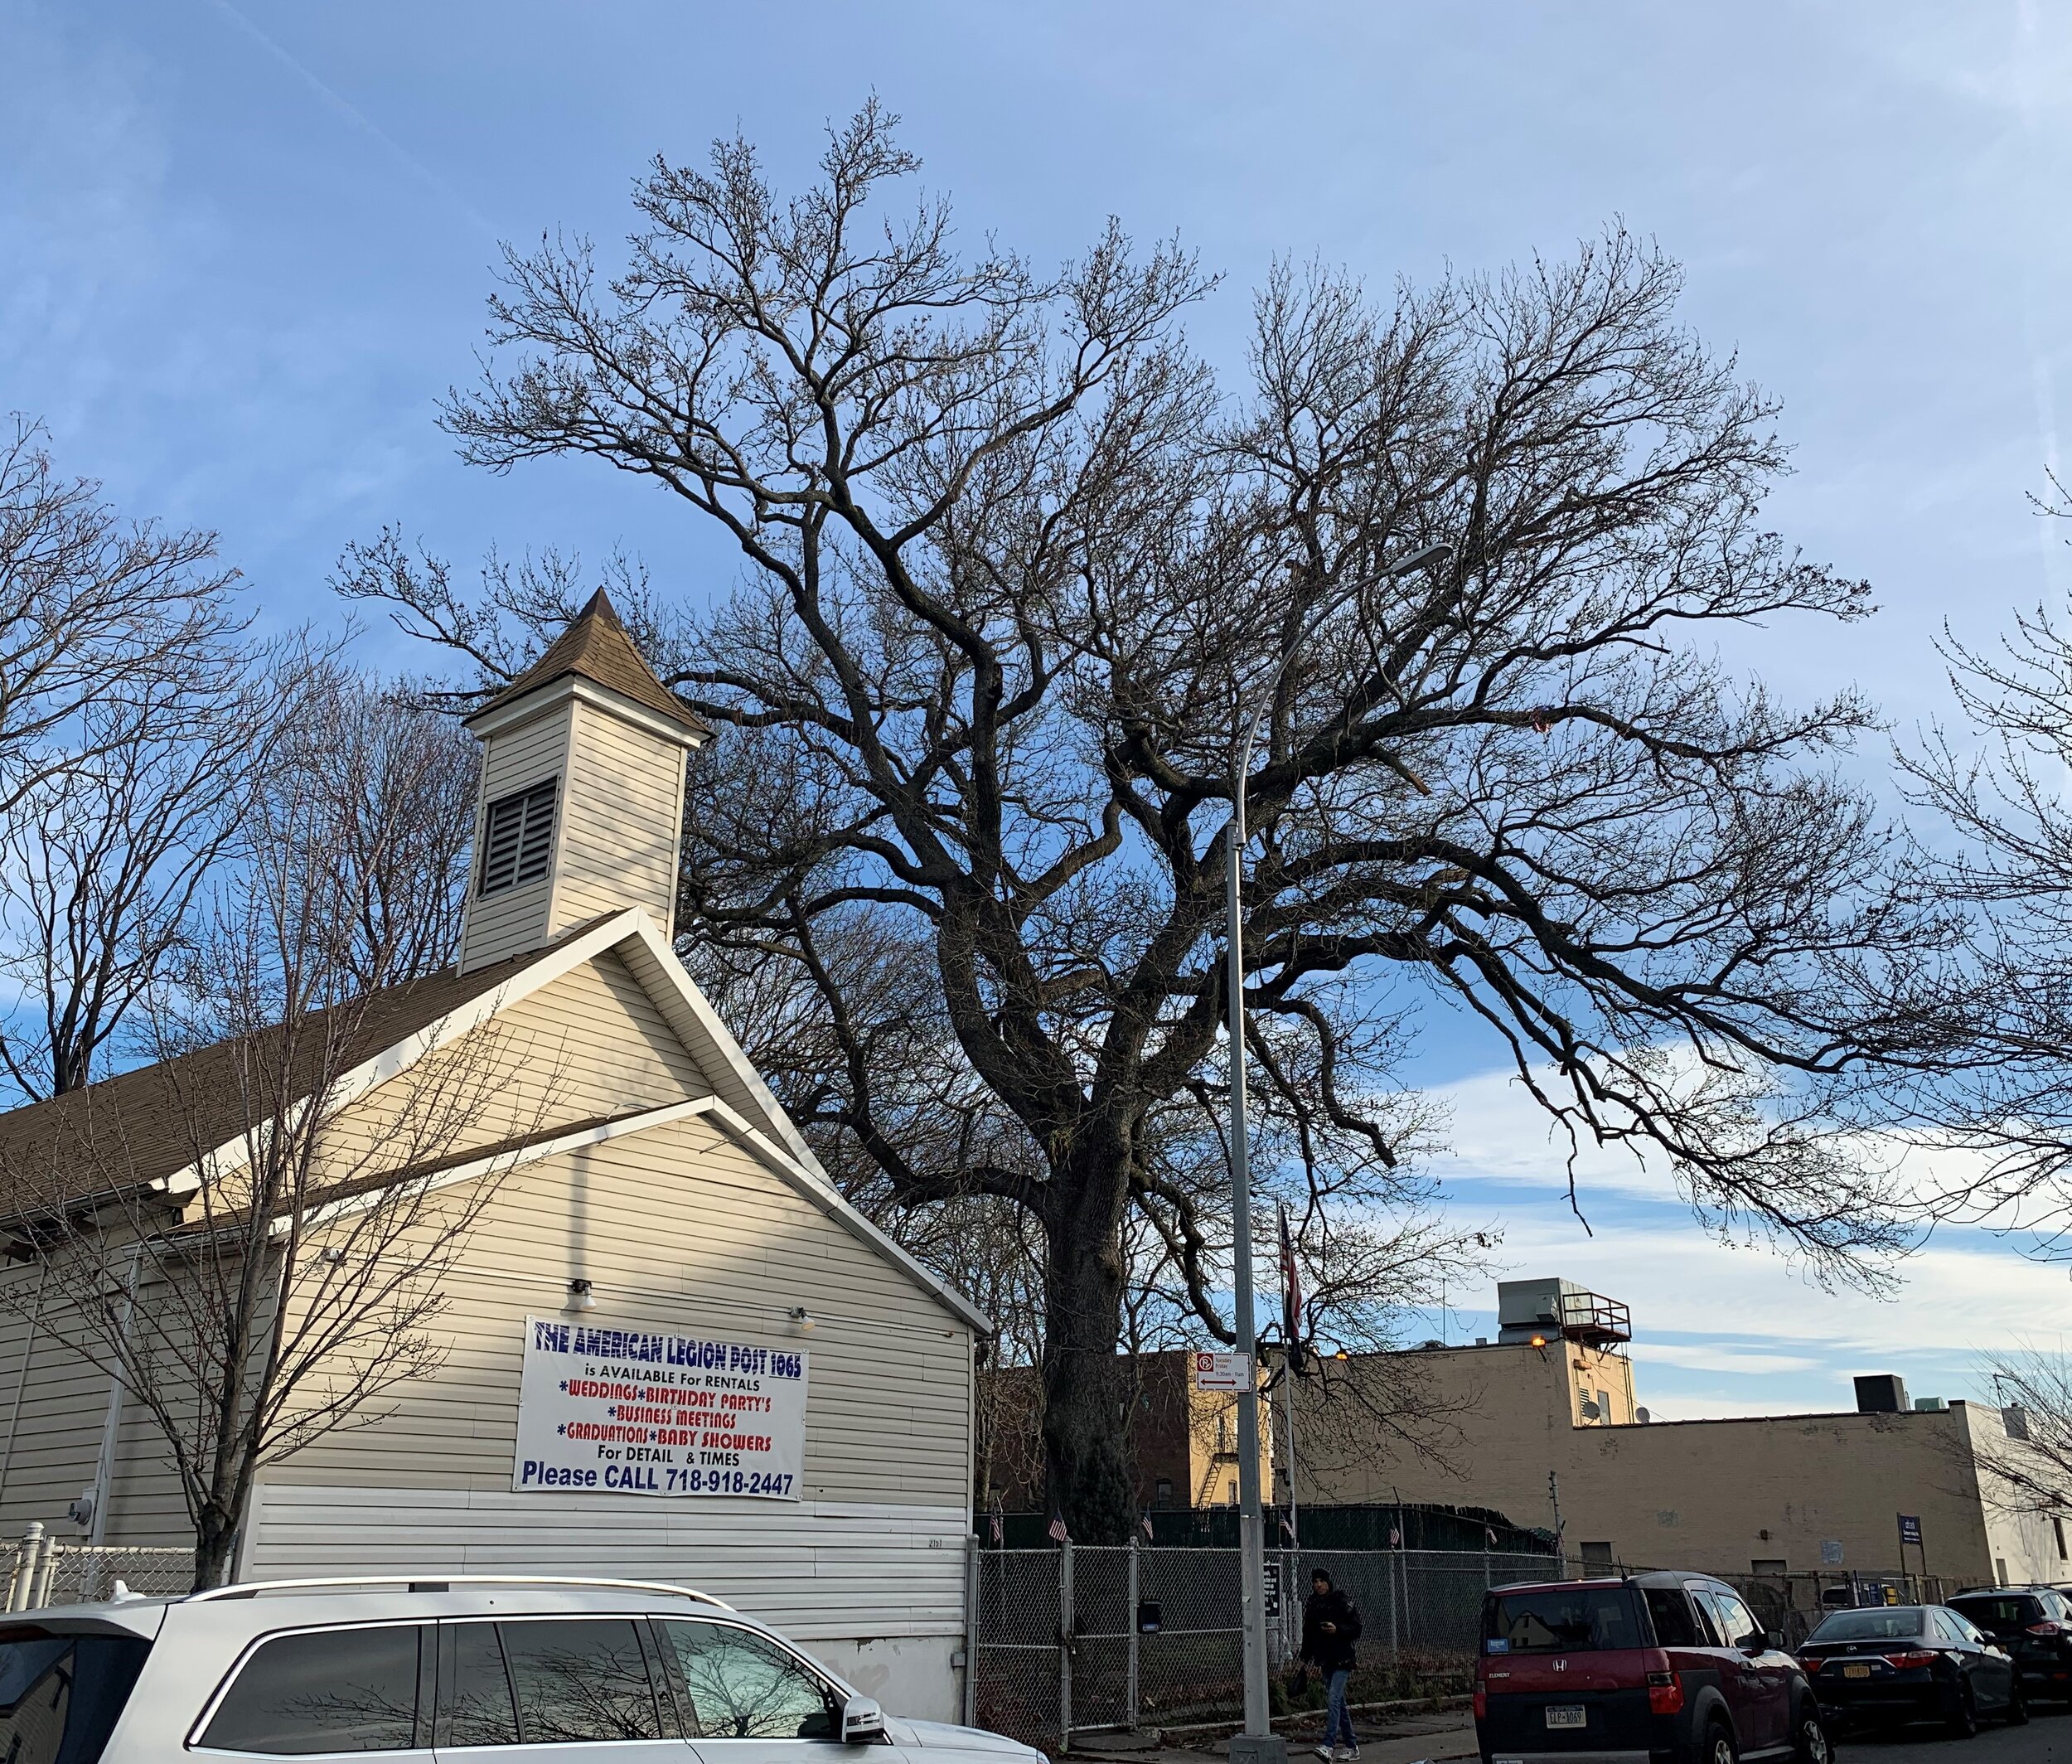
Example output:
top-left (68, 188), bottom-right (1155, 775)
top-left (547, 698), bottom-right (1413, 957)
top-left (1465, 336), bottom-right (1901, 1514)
top-left (1225, 541), bottom-right (1452, 1762)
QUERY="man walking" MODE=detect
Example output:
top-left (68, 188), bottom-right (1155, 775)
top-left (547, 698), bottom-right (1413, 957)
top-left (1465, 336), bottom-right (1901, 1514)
top-left (1300, 1568), bottom-right (1363, 1761)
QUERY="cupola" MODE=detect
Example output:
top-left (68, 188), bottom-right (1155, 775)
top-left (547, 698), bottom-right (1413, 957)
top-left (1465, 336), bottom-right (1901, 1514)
top-left (456, 591), bottom-right (709, 974)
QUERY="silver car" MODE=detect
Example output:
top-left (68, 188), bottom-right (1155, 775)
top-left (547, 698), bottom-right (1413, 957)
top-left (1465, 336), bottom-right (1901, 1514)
top-left (0, 1575), bottom-right (1043, 1764)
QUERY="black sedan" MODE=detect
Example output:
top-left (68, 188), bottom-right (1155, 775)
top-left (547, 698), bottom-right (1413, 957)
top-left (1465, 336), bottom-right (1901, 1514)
top-left (1800, 1604), bottom-right (2026, 1737)
top-left (1948, 1587), bottom-right (2072, 1700)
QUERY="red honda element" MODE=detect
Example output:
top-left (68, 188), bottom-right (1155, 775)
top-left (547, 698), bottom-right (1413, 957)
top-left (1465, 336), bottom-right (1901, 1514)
top-left (1476, 1574), bottom-right (1828, 1764)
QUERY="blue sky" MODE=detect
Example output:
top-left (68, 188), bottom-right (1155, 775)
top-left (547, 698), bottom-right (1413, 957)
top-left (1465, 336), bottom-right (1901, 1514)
top-left (4, 0), bottom-right (2071, 1419)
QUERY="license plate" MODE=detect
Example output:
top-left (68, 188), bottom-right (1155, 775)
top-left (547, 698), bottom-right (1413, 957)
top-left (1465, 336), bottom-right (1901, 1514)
top-left (1545, 1707), bottom-right (1587, 1728)
top-left (1843, 1665), bottom-right (1871, 1679)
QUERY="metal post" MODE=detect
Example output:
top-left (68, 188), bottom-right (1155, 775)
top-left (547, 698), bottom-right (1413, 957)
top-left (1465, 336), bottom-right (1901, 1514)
top-left (1058, 1537), bottom-right (1074, 1753)
top-left (1223, 817), bottom-right (1274, 1755)
top-left (1388, 1541), bottom-right (1401, 1674)
top-left (6, 1522), bottom-right (38, 1613)
top-left (30, 1528), bottom-right (56, 1609)
top-left (1219, 545), bottom-right (1447, 1764)
top-left (1126, 1534), bottom-right (1140, 1731)
top-left (962, 1539), bottom-right (980, 1728)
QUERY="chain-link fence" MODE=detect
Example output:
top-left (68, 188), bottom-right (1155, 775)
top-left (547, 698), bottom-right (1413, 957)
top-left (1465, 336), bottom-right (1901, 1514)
top-left (2, 1522), bottom-right (192, 1610)
top-left (970, 1540), bottom-right (1561, 1750)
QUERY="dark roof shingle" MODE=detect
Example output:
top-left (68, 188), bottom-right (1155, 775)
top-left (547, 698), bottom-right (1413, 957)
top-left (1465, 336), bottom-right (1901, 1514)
top-left (465, 590), bottom-right (710, 739)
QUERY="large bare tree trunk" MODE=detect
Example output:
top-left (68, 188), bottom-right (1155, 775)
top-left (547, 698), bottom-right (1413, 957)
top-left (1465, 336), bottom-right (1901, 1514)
top-left (1039, 1141), bottom-right (1136, 1542)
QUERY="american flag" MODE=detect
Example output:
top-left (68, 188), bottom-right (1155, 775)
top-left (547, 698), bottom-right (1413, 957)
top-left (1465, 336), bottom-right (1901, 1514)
top-left (1048, 1513), bottom-right (1069, 1544)
top-left (1278, 1202), bottom-right (1303, 1368)
top-left (989, 1512), bottom-right (1004, 1546)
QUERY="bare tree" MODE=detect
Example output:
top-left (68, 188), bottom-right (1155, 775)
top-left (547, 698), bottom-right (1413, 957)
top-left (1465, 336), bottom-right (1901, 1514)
top-left (0, 648), bottom-right (475, 1102)
top-left (348, 108), bottom-right (1964, 1538)
top-left (256, 666), bottom-right (480, 995)
top-left (1946, 1347), bottom-right (2072, 1522)
top-left (0, 692), bottom-right (536, 1589)
top-left (0, 419), bottom-right (245, 811)
top-left (1898, 598), bottom-right (2072, 1236)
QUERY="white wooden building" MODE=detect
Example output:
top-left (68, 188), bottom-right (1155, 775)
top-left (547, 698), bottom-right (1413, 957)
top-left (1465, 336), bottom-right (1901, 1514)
top-left (0, 595), bottom-right (985, 1719)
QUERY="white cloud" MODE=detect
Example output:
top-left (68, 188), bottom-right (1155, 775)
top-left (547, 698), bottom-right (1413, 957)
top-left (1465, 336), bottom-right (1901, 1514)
top-left (1639, 1343), bottom-right (1828, 1378)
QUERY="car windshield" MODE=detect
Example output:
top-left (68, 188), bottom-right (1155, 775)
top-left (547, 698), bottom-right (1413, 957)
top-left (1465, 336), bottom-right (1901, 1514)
top-left (1808, 1609), bottom-right (1929, 1642)
top-left (0, 1630), bottom-right (150, 1764)
top-left (1485, 1587), bottom-right (1644, 1654)
top-left (1950, 1597), bottom-right (2041, 1634)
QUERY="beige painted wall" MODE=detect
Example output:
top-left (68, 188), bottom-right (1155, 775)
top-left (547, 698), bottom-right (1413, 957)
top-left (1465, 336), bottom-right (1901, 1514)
top-left (1297, 1341), bottom-right (2052, 1588)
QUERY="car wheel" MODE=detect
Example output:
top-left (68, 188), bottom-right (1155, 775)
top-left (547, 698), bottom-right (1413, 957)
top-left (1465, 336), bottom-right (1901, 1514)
top-left (2007, 1686), bottom-right (2030, 1728)
top-left (1705, 1718), bottom-right (1738, 1764)
top-left (1945, 1682), bottom-right (1979, 1740)
top-left (1793, 1706), bottom-right (1833, 1764)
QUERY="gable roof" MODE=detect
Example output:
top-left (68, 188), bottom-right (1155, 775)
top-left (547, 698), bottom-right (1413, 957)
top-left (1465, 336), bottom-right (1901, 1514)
top-left (0, 909), bottom-right (990, 1335)
top-left (0, 916), bottom-right (622, 1205)
top-left (465, 590), bottom-right (712, 740)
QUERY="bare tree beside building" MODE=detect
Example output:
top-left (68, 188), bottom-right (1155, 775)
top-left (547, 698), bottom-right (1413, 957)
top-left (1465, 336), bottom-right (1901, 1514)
top-left (0, 683), bottom-right (530, 1590)
top-left (350, 108), bottom-right (1968, 1537)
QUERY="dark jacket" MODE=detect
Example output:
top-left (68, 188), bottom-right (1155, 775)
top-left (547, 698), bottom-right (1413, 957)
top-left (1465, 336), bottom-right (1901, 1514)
top-left (1300, 1587), bottom-right (1362, 1671)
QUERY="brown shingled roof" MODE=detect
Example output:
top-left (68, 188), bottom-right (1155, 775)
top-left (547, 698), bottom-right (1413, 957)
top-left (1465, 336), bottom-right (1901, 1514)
top-left (0, 914), bottom-right (622, 1209)
top-left (464, 590), bottom-right (711, 739)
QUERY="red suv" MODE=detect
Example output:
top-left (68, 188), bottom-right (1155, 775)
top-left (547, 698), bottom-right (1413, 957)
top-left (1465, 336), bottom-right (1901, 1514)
top-left (1475, 1574), bottom-right (1828, 1764)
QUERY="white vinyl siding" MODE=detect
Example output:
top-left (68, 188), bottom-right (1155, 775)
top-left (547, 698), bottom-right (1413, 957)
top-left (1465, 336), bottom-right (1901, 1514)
top-left (458, 704), bottom-right (574, 972)
top-left (548, 699), bottom-right (686, 938)
top-left (270, 1112), bottom-right (972, 1506)
top-left (244, 1485), bottom-right (967, 1643)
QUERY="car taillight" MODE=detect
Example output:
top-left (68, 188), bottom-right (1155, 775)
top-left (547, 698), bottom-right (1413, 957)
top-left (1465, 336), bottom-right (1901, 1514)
top-left (1803, 1657), bottom-right (1826, 1673)
top-left (1648, 1670), bottom-right (1684, 1715)
top-left (1884, 1650), bottom-right (1938, 1670)
top-left (1474, 1687), bottom-right (1487, 1720)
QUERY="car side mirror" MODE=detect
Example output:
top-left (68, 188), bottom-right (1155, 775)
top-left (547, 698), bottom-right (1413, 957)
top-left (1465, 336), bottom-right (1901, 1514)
top-left (841, 1694), bottom-right (886, 1744)
top-left (1765, 1631), bottom-right (1785, 1650)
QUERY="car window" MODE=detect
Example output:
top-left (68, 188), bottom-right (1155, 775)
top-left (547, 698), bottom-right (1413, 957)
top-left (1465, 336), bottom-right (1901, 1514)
top-left (1958, 1615), bottom-right (1991, 1646)
top-left (0, 1632), bottom-right (150, 1764)
top-left (1692, 1590), bottom-right (1746, 1649)
top-left (653, 1621), bottom-right (834, 1741)
top-left (1926, 1611), bottom-right (1961, 1644)
top-left (443, 1622), bottom-right (519, 1748)
top-left (1713, 1592), bottom-right (1764, 1650)
top-left (1951, 1597), bottom-right (2038, 1634)
top-left (1684, 1588), bottom-right (1724, 1647)
top-left (1808, 1609), bottom-right (1928, 1642)
top-left (1644, 1587), bottom-right (1702, 1648)
top-left (1482, 1588), bottom-right (1642, 1655)
top-left (500, 1621), bottom-right (661, 1744)
top-left (201, 1626), bottom-right (423, 1755)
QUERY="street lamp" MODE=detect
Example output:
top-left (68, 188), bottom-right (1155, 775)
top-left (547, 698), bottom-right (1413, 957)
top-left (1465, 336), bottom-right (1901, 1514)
top-left (1223, 540), bottom-right (1452, 1764)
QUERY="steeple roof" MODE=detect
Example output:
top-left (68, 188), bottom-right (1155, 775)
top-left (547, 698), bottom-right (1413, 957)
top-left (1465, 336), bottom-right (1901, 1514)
top-left (464, 590), bottom-right (712, 739)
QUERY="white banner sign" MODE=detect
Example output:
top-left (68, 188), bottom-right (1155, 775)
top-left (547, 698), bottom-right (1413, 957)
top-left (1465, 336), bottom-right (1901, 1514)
top-left (514, 1315), bottom-right (807, 1500)
top-left (1193, 1350), bottom-right (1251, 1391)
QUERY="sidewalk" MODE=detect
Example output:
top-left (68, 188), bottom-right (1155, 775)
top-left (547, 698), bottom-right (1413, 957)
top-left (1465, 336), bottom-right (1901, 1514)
top-left (1067, 1708), bottom-right (1478, 1764)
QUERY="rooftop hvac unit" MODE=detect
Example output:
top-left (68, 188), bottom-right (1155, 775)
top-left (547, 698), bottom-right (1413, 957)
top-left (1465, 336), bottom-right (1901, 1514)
top-left (1853, 1373), bottom-right (1909, 1414)
top-left (1914, 1397), bottom-right (1947, 1413)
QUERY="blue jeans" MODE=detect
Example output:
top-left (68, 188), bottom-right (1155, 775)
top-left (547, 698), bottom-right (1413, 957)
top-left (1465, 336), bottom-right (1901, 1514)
top-left (1325, 1667), bottom-right (1356, 1747)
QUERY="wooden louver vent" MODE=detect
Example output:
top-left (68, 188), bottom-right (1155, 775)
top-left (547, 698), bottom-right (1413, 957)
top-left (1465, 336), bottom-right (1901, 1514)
top-left (479, 777), bottom-right (559, 895)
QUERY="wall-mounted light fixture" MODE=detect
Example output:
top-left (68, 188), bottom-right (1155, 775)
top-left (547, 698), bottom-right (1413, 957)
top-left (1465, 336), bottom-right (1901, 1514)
top-left (565, 1278), bottom-right (596, 1314)
top-left (787, 1306), bottom-right (816, 1333)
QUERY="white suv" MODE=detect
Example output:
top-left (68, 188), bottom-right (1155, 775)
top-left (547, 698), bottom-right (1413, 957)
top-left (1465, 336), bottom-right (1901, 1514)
top-left (0, 1575), bottom-right (1043, 1764)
